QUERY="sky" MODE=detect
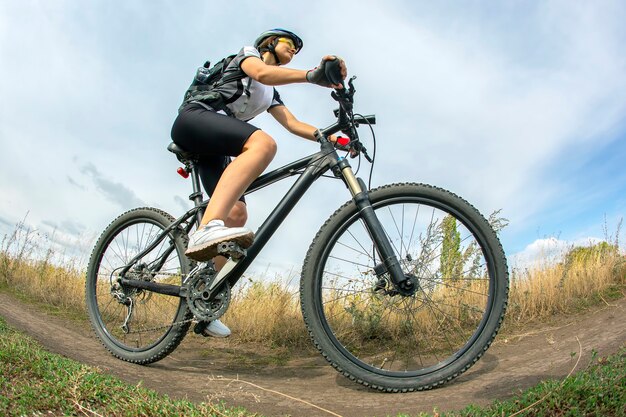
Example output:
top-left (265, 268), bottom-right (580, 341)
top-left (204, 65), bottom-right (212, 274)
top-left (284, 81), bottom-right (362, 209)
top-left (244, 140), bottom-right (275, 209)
top-left (1, 0), bottom-right (625, 277)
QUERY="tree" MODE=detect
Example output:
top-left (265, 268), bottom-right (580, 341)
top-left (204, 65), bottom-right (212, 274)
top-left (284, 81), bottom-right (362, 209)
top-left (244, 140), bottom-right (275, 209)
top-left (439, 210), bottom-right (508, 282)
top-left (563, 241), bottom-right (618, 266)
top-left (440, 215), bottom-right (462, 282)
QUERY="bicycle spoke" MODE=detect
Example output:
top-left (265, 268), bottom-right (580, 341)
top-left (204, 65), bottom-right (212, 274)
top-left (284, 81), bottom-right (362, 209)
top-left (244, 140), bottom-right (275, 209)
top-left (312, 189), bottom-right (505, 382)
top-left (327, 255), bottom-right (374, 270)
top-left (90, 214), bottom-right (189, 354)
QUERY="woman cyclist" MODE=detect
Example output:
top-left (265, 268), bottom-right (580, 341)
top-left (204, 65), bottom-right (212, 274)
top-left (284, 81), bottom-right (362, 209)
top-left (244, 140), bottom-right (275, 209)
top-left (170, 29), bottom-right (347, 336)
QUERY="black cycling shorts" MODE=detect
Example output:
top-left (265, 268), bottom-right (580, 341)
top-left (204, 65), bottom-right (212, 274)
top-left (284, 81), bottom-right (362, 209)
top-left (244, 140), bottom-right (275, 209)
top-left (170, 102), bottom-right (260, 202)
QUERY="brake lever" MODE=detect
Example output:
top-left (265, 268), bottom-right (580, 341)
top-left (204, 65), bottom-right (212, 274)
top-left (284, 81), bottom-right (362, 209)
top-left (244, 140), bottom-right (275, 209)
top-left (351, 141), bottom-right (372, 162)
top-left (341, 140), bottom-right (371, 162)
top-left (358, 146), bottom-right (373, 162)
top-left (348, 76), bottom-right (357, 95)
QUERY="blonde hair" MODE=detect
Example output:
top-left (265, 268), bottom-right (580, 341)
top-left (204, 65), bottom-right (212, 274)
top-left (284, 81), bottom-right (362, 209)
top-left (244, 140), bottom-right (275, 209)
top-left (257, 36), bottom-right (278, 52)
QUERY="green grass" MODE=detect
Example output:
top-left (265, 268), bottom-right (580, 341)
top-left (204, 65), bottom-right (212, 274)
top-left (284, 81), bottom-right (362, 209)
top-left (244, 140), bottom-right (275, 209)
top-left (399, 348), bottom-right (626, 417)
top-left (1, 315), bottom-right (624, 417)
top-left (0, 317), bottom-right (260, 417)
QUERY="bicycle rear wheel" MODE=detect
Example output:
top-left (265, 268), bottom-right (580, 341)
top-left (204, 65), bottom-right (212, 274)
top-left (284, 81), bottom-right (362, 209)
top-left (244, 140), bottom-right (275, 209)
top-left (85, 207), bottom-right (193, 364)
top-left (300, 183), bottom-right (508, 391)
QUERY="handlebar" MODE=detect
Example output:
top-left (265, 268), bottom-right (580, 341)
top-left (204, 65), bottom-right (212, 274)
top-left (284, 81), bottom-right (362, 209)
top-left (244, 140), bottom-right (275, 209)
top-left (323, 77), bottom-right (375, 162)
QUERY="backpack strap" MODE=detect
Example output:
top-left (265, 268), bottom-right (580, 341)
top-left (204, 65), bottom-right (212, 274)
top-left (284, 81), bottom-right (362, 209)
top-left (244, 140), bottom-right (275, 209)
top-left (179, 53), bottom-right (250, 115)
top-left (191, 99), bottom-right (235, 118)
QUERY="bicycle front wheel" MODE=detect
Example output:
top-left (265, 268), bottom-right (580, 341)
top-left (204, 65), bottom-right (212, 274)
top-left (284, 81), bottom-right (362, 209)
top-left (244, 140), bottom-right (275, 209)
top-left (85, 207), bottom-right (193, 364)
top-left (300, 183), bottom-right (508, 392)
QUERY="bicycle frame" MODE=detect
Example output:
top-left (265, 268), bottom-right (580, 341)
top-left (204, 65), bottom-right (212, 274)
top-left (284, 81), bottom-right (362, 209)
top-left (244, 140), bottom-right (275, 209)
top-left (87, 75), bottom-right (509, 392)
top-left (119, 114), bottom-right (412, 300)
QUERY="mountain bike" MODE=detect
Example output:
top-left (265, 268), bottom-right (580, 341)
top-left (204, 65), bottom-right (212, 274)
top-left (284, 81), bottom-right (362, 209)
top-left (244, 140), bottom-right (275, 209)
top-left (85, 76), bottom-right (509, 392)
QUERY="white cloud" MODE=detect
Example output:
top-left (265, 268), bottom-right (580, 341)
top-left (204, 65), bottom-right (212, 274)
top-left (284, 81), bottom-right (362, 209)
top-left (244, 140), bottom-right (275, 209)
top-left (511, 236), bottom-right (607, 269)
top-left (0, 0), bottom-right (625, 276)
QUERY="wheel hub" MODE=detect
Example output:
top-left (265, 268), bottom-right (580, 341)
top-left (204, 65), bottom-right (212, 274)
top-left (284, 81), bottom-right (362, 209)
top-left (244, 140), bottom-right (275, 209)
top-left (395, 274), bottom-right (420, 296)
top-left (374, 273), bottom-right (420, 297)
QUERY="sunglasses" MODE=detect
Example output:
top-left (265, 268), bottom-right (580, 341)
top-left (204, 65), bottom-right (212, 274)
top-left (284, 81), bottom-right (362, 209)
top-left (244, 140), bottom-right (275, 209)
top-left (277, 37), bottom-right (298, 52)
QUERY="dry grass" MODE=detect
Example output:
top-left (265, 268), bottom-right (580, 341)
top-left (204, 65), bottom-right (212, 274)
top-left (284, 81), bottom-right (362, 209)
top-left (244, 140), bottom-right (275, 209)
top-left (1, 220), bottom-right (625, 350)
top-left (0, 224), bottom-right (86, 314)
top-left (225, 279), bottom-right (308, 348)
top-left (505, 248), bottom-right (626, 329)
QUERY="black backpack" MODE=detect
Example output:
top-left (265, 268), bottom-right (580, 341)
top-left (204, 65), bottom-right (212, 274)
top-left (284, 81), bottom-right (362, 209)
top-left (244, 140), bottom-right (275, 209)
top-left (179, 54), bottom-right (247, 112)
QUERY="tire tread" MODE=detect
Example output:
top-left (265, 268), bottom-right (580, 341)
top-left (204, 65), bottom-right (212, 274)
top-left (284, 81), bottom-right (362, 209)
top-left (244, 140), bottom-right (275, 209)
top-left (300, 183), bottom-right (509, 391)
top-left (85, 207), bottom-right (193, 364)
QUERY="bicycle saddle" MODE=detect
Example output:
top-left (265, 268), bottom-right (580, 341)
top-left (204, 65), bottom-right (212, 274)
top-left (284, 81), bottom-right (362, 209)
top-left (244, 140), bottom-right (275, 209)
top-left (167, 142), bottom-right (196, 163)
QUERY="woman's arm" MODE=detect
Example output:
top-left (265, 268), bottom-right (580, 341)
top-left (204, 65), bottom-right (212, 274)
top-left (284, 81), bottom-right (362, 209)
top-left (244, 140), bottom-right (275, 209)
top-left (241, 57), bottom-right (307, 86)
top-left (269, 105), bottom-right (338, 143)
top-left (241, 55), bottom-right (346, 88)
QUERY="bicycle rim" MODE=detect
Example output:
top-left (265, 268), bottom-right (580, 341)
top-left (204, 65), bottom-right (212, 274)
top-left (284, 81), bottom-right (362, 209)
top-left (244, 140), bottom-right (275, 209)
top-left (90, 215), bottom-right (188, 353)
top-left (307, 184), bottom-right (507, 387)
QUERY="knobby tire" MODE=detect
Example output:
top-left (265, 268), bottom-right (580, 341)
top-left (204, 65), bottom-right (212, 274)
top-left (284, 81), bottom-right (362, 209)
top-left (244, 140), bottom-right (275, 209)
top-left (85, 207), bottom-right (193, 364)
top-left (300, 183), bottom-right (509, 392)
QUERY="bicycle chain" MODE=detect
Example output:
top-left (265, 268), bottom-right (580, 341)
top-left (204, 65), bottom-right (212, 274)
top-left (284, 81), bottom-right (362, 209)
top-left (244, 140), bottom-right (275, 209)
top-left (118, 268), bottom-right (197, 335)
top-left (124, 317), bottom-right (196, 335)
top-left (121, 263), bottom-right (222, 335)
top-left (120, 245), bottom-right (242, 335)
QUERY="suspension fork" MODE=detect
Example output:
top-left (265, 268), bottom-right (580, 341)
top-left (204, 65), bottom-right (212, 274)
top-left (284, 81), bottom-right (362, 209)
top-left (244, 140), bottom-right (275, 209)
top-left (338, 160), bottom-right (415, 294)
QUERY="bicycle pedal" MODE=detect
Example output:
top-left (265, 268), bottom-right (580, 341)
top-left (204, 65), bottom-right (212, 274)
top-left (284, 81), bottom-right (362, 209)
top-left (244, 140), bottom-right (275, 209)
top-left (193, 321), bottom-right (209, 335)
top-left (216, 242), bottom-right (247, 259)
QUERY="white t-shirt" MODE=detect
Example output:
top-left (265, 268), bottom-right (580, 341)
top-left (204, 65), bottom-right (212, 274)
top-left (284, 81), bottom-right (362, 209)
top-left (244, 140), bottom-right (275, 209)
top-left (213, 46), bottom-right (285, 121)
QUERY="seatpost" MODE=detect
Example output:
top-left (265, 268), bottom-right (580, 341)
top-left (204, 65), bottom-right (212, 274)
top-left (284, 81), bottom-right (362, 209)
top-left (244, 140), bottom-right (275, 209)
top-left (188, 162), bottom-right (205, 224)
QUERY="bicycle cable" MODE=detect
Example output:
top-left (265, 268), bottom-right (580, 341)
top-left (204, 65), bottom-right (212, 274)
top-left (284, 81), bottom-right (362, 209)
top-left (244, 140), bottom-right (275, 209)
top-left (354, 113), bottom-right (377, 190)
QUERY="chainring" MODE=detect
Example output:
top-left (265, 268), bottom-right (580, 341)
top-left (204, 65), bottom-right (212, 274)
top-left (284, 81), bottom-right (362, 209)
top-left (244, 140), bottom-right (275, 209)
top-left (185, 266), bottom-right (231, 321)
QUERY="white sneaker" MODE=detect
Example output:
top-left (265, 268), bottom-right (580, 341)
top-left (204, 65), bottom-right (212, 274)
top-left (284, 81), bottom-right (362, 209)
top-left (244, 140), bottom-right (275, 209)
top-left (185, 219), bottom-right (254, 261)
top-left (203, 319), bottom-right (231, 338)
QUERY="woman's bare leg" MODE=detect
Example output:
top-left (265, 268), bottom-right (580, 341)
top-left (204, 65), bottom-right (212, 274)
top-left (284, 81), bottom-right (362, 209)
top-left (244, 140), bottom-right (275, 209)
top-left (186, 131), bottom-right (274, 262)
top-left (200, 130), bottom-right (276, 225)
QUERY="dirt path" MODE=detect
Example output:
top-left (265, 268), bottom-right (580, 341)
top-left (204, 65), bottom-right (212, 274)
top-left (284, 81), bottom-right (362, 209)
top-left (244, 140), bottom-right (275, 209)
top-left (1, 292), bottom-right (624, 417)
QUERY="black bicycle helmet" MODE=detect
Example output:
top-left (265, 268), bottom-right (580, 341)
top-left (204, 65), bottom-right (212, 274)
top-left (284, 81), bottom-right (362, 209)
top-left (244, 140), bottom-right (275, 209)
top-left (254, 28), bottom-right (303, 53)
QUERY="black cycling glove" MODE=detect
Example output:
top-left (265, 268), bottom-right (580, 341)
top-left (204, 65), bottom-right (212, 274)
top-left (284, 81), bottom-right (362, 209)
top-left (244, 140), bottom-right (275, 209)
top-left (306, 57), bottom-right (339, 87)
top-left (306, 59), bottom-right (333, 87)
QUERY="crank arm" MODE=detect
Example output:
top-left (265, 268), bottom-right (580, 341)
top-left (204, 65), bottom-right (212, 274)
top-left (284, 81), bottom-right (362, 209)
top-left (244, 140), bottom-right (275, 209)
top-left (208, 260), bottom-right (238, 292)
top-left (207, 242), bottom-right (247, 294)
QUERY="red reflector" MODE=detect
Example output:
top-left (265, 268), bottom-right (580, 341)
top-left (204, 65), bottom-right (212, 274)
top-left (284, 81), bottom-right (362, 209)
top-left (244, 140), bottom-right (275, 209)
top-left (337, 136), bottom-right (350, 146)
top-left (177, 167), bottom-right (189, 179)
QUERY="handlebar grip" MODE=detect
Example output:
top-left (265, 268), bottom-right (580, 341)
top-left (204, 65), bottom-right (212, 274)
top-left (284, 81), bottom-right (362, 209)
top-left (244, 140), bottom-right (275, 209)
top-left (325, 58), bottom-right (343, 86)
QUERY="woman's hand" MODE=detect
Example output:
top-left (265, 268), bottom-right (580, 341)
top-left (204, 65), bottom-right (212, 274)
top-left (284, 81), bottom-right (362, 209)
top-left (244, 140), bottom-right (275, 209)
top-left (329, 134), bottom-right (358, 157)
top-left (306, 56), bottom-right (347, 89)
